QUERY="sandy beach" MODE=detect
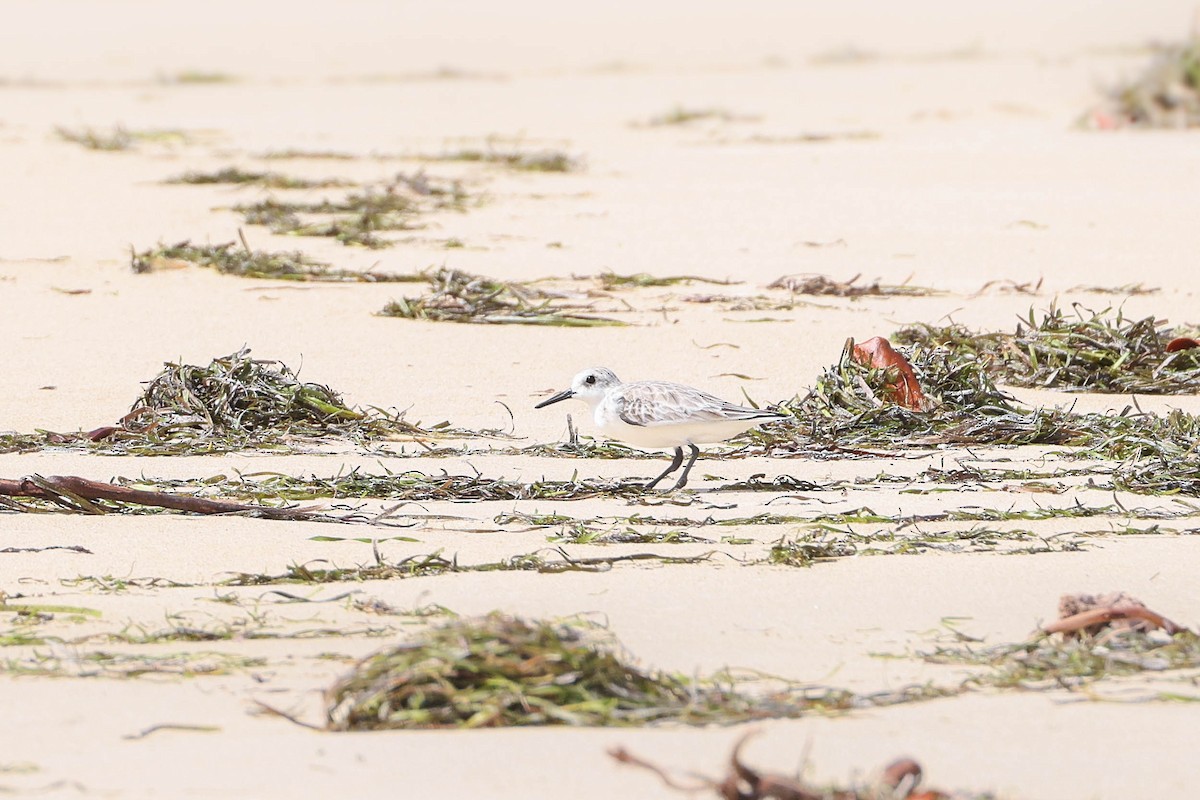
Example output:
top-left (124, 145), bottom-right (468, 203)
top-left (3, 2), bottom-right (1200, 797)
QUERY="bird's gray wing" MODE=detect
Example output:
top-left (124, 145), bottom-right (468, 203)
top-left (613, 381), bottom-right (776, 426)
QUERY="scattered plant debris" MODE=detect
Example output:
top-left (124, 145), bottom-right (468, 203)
top-left (234, 172), bottom-right (466, 248)
top-left (227, 550), bottom-right (718, 586)
top-left (427, 148), bottom-right (581, 172)
top-left (380, 267), bottom-right (626, 326)
top-left (258, 149), bottom-right (357, 160)
top-left (595, 272), bottom-right (738, 290)
top-left (928, 594), bottom-right (1200, 695)
top-left (2, 651), bottom-right (265, 679)
top-left (1067, 282), bottom-right (1159, 296)
top-left (612, 733), bottom-right (997, 800)
top-left (131, 239), bottom-right (419, 282)
top-left (165, 167), bottom-right (353, 189)
top-left (55, 126), bottom-right (186, 151)
top-left (141, 470), bottom-right (665, 505)
top-left (767, 273), bottom-right (938, 298)
top-left (642, 107), bottom-right (755, 127)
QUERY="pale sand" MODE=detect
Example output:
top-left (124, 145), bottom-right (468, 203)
top-left (3, 2), bottom-right (1200, 798)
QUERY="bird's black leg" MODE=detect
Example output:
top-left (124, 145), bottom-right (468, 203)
top-left (645, 447), bottom-right (684, 489)
top-left (672, 444), bottom-right (701, 490)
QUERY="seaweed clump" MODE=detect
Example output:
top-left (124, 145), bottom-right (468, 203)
top-left (325, 614), bottom-right (746, 729)
top-left (746, 323), bottom-right (1200, 498)
top-left (896, 306), bottom-right (1200, 394)
top-left (103, 348), bottom-right (448, 454)
top-left (380, 268), bottom-right (625, 326)
top-left (759, 337), bottom-right (1078, 453)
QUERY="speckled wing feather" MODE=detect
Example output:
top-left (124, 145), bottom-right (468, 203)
top-left (613, 381), bottom-right (778, 427)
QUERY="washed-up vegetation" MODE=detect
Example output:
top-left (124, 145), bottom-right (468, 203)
top-left (165, 167), bottom-right (354, 189)
top-left (162, 71), bottom-right (237, 85)
top-left (138, 470), bottom-right (660, 505)
top-left (744, 309), bottom-right (1200, 490)
top-left (2, 650), bottom-right (265, 679)
top-left (929, 593), bottom-right (1200, 698)
top-left (1088, 35), bottom-right (1200, 128)
top-left (641, 107), bottom-right (754, 127)
top-left (380, 267), bottom-right (626, 326)
top-left (595, 272), bottom-right (738, 290)
top-left (895, 306), bottom-right (1200, 394)
top-left (258, 149), bottom-right (357, 160)
top-left (767, 273), bottom-right (940, 298)
top-left (131, 239), bottom-right (421, 282)
top-left (234, 171), bottom-right (466, 248)
top-left (4, 348), bottom-right (494, 457)
top-left (754, 335), bottom-right (1075, 453)
top-left (55, 126), bottom-right (188, 151)
top-left (323, 613), bottom-right (947, 730)
top-left (427, 148), bottom-right (580, 172)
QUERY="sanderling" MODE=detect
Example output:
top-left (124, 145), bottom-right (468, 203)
top-left (535, 367), bottom-right (788, 490)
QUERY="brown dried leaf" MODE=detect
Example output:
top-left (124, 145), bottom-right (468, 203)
top-left (850, 336), bottom-right (929, 411)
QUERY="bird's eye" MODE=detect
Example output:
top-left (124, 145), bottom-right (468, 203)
top-left (585, 374), bottom-right (596, 385)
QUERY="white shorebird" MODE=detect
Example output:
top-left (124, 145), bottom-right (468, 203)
top-left (535, 367), bottom-right (788, 490)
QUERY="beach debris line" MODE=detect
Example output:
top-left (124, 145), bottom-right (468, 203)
top-left (611, 732), bottom-right (996, 800)
top-left (380, 267), bottom-right (626, 326)
top-left (164, 166), bottom-right (354, 189)
top-left (767, 273), bottom-right (940, 298)
top-left (0, 474), bottom-right (311, 519)
top-left (141, 469), bottom-right (660, 503)
top-left (227, 550), bottom-right (721, 587)
top-left (423, 146), bottom-right (581, 172)
top-left (131, 238), bottom-right (423, 282)
top-left (594, 271), bottom-right (740, 290)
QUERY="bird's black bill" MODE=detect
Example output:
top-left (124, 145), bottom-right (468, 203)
top-left (534, 389), bottom-right (574, 409)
